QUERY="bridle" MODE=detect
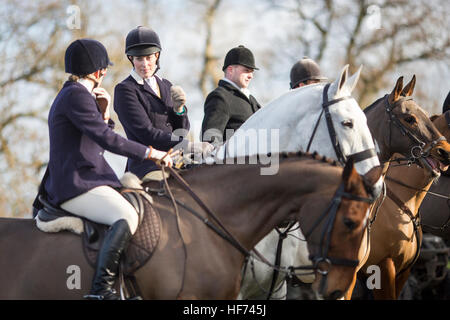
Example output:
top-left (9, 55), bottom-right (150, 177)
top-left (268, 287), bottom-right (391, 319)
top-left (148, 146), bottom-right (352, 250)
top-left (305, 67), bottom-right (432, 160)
top-left (384, 94), bottom-right (447, 166)
top-left (307, 83), bottom-right (377, 166)
top-left (293, 181), bottom-right (375, 296)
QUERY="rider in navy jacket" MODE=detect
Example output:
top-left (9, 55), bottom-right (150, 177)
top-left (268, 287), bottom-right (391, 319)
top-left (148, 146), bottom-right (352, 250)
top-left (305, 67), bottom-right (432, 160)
top-left (39, 38), bottom-right (173, 300)
top-left (45, 80), bottom-right (148, 206)
top-left (114, 71), bottom-right (190, 177)
top-left (114, 26), bottom-right (196, 179)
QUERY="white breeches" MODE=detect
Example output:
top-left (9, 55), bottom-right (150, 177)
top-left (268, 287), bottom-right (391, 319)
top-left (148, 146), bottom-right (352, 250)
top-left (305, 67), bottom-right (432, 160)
top-left (61, 186), bottom-right (139, 234)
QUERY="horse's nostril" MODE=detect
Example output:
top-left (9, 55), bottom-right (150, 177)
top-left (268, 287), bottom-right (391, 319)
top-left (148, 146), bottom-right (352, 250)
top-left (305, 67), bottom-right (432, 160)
top-left (438, 148), bottom-right (450, 161)
top-left (326, 290), bottom-right (343, 300)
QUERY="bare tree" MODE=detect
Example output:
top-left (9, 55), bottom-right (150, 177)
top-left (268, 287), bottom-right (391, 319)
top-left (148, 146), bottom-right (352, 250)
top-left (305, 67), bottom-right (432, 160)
top-left (268, 0), bottom-right (450, 109)
top-left (197, 0), bottom-right (223, 97)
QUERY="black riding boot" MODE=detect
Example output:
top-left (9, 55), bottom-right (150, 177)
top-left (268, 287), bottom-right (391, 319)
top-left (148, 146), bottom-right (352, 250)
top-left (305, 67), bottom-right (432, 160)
top-left (85, 219), bottom-right (132, 300)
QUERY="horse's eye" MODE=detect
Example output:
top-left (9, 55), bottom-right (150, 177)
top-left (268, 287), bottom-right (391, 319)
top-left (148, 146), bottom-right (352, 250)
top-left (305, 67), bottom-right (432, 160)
top-left (341, 119), bottom-right (354, 128)
top-left (404, 116), bottom-right (416, 124)
top-left (343, 217), bottom-right (357, 230)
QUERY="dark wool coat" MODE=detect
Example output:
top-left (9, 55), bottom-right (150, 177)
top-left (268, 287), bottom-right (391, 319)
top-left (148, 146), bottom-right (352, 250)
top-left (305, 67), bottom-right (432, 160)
top-left (114, 74), bottom-right (190, 178)
top-left (443, 91), bottom-right (450, 114)
top-left (201, 80), bottom-right (261, 145)
top-left (44, 81), bottom-right (148, 206)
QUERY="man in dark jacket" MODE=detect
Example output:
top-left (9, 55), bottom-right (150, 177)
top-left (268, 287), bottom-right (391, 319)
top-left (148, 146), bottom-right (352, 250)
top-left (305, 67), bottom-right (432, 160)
top-left (443, 91), bottom-right (450, 114)
top-left (201, 45), bottom-right (262, 146)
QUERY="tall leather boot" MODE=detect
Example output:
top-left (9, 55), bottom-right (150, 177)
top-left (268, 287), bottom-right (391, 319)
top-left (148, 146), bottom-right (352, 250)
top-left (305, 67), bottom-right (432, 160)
top-left (85, 219), bottom-right (131, 300)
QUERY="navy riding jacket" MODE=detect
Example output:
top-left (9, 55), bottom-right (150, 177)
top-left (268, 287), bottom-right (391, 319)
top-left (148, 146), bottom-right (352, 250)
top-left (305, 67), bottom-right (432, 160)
top-left (114, 72), bottom-right (190, 178)
top-left (44, 81), bottom-right (148, 206)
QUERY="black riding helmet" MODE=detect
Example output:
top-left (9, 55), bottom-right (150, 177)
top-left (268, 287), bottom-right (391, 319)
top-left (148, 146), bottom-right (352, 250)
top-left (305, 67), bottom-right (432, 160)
top-left (125, 26), bottom-right (162, 73)
top-left (222, 45), bottom-right (259, 71)
top-left (289, 57), bottom-right (327, 89)
top-left (65, 38), bottom-right (113, 77)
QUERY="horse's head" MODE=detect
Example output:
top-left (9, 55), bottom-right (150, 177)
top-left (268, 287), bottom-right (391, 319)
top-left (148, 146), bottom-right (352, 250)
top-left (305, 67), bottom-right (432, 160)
top-left (317, 65), bottom-right (383, 197)
top-left (366, 75), bottom-right (450, 176)
top-left (305, 159), bottom-right (382, 300)
top-left (430, 112), bottom-right (450, 174)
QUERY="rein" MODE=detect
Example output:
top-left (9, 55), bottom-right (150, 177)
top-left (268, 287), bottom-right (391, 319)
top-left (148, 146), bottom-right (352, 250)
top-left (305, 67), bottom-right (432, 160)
top-left (385, 175), bottom-right (450, 233)
top-left (386, 176), bottom-right (450, 200)
top-left (307, 83), bottom-right (377, 166)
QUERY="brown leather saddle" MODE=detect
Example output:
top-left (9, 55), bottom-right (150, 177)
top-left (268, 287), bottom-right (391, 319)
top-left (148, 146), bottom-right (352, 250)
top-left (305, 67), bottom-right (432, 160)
top-left (37, 189), bottom-right (160, 275)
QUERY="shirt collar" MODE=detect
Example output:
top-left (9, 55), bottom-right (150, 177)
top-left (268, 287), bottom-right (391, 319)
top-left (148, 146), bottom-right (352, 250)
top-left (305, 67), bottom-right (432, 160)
top-left (130, 68), bottom-right (144, 85)
top-left (77, 78), bottom-right (95, 97)
top-left (130, 69), bottom-right (160, 86)
top-left (222, 77), bottom-right (251, 98)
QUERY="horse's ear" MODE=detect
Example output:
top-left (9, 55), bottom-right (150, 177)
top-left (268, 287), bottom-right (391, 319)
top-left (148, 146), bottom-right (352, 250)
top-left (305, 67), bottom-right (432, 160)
top-left (401, 75), bottom-right (416, 97)
top-left (362, 165), bottom-right (382, 197)
top-left (388, 76), bottom-right (404, 104)
top-left (345, 65), bottom-right (363, 94)
top-left (430, 114), bottom-right (440, 122)
top-left (331, 64), bottom-right (349, 96)
top-left (342, 157), bottom-right (357, 189)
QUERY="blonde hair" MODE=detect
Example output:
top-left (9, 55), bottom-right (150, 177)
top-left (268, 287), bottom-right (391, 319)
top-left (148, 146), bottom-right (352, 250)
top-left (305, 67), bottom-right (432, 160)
top-left (68, 74), bottom-right (81, 82)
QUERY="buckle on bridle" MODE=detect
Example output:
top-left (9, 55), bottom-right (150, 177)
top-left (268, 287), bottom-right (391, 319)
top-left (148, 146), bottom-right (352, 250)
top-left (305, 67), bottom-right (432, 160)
top-left (410, 145), bottom-right (425, 159)
top-left (314, 257), bottom-right (332, 275)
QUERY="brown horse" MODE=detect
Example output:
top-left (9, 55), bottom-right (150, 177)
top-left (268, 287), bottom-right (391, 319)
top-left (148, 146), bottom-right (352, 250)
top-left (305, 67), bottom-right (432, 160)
top-left (419, 114), bottom-right (450, 240)
top-left (342, 75), bottom-right (450, 299)
top-left (0, 152), bottom-right (380, 299)
top-left (354, 112), bottom-right (450, 299)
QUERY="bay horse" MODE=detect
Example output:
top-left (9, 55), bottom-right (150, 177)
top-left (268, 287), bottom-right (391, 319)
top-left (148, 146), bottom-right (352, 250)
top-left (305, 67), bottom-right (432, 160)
top-left (0, 152), bottom-right (380, 300)
top-left (419, 113), bottom-right (450, 240)
top-left (217, 65), bottom-right (384, 299)
top-left (344, 79), bottom-right (450, 300)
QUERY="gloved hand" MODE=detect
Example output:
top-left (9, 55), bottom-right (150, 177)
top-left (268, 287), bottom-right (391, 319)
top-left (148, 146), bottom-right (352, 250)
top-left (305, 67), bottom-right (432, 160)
top-left (93, 87), bottom-right (111, 121)
top-left (147, 147), bottom-right (173, 167)
top-left (170, 85), bottom-right (187, 113)
top-left (187, 141), bottom-right (215, 157)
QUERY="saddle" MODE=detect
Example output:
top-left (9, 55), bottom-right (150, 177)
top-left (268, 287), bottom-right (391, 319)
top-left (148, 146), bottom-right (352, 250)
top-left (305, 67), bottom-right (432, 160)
top-left (36, 187), bottom-right (161, 275)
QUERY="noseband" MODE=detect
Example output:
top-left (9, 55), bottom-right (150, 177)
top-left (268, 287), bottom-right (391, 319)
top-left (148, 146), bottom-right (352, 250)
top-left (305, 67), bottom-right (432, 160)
top-left (307, 83), bottom-right (377, 166)
top-left (384, 94), bottom-right (447, 164)
top-left (292, 181), bottom-right (375, 296)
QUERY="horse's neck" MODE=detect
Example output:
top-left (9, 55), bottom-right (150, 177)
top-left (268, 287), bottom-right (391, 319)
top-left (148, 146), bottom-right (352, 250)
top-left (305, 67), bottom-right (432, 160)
top-left (223, 86), bottom-right (324, 156)
top-left (386, 164), bottom-right (435, 214)
top-left (365, 105), bottom-right (391, 163)
top-left (183, 160), bottom-right (337, 250)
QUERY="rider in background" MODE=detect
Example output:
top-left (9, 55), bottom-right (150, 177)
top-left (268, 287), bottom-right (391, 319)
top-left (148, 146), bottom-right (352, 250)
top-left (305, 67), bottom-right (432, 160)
top-left (114, 26), bottom-right (212, 179)
top-left (43, 39), bottom-right (172, 300)
top-left (289, 57), bottom-right (327, 89)
top-left (443, 90), bottom-right (449, 114)
top-left (201, 45), bottom-right (262, 147)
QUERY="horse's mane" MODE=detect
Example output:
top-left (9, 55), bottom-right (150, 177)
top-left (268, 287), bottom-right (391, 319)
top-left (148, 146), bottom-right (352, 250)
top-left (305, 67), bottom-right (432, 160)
top-left (177, 150), bottom-right (341, 175)
top-left (363, 95), bottom-right (385, 114)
